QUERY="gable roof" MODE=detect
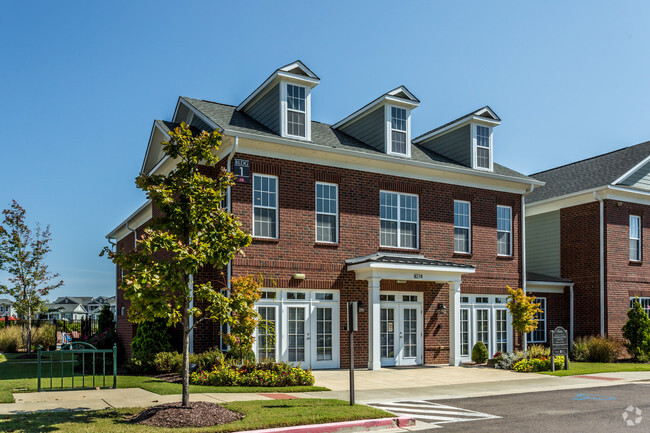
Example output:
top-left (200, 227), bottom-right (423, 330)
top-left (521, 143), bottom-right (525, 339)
top-left (53, 296), bottom-right (93, 305)
top-left (0, 299), bottom-right (13, 305)
top-left (527, 141), bottom-right (650, 203)
top-left (332, 86), bottom-right (420, 130)
top-left (412, 106), bottom-right (501, 144)
top-left (181, 97), bottom-right (534, 182)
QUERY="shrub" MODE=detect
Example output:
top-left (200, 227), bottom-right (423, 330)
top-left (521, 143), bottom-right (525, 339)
top-left (623, 298), bottom-right (650, 360)
top-left (225, 346), bottom-right (256, 364)
top-left (572, 336), bottom-right (622, 363)
top-left (32, 323), bottom-right (56, 349)
top-left (0, 326), bottom-right (23, 352)
top-left (189, 360), bottom-right (315, 387)
top-left (513, 356), bottom-right (566, 372)
top-left (130, 319), bottom-right (173, 372)
top-left (191, 348), bottom-right (225, 372)
top-left (527, 344), bottom-right (550, 360)
top-left (496, 350), bottom-right (526, 369)
top-left (471, 341), bottom-right (488, 363)
top-left (97, 305), bottom-right (115, 333)
top-left (154, 351), bottom-right (183, 374)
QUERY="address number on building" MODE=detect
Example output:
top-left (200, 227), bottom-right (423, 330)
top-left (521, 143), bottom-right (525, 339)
top-left (414, 274), bottom-right (423, 279)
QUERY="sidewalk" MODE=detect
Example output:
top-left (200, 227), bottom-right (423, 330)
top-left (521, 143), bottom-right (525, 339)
top-left (2, 367), bottom-right (650, 415)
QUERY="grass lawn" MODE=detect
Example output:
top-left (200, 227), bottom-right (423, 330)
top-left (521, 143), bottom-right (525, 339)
top-left (0, 399), bottom-right (392, 433)
top-left (0, 353), bottom-right (327, 404)
top-left (539, 361), bottom-right (650, 376)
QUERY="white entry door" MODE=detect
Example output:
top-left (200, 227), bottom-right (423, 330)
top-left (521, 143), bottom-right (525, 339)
top-left (287, 305), bottom-right (309, 366)
top-left (459, 295), bottom-right (513, 362)
top-left (380, 292), bottom-right (423, 367)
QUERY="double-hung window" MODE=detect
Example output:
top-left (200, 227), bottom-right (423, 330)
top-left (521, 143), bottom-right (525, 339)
top-left (454, 200), bottom-right (471, 253)
top-left (475, 125), bottom-right (491, 169)
top-left (390, 107), bottom-right (407, 155)
top-left (529, 298), bottom-right (546, 343)
top-left (286, 84), bottom-right (306, 138)
top-left (630, 215), bottom-right (641, 261)
top-left (380, 191), bottom-right (418, 249)
top-left (253, 174), bottom-right (278, 238)
top-left (497, 205), bottom-right (512, 256)
top-left (316, 182), bottom-right (338, 243)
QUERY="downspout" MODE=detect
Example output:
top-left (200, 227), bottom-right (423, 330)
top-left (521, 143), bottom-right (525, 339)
top-left (107, 237), bottom-right (117, 328)
top-left (521, 183), bottom-right (535, 350)
top-left (223, 136), bottom-right (239, 350)
top-left (594, 192), bottom-right (605, 337)
top-left (569, 283), bottom-right (575, 350)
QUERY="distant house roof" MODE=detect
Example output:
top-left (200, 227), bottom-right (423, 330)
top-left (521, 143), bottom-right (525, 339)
top-left (528, 141), bottom-right (650, 203)
top-left (0, 299), bottom-right (13, 305)
top-left (46, 304), bottom-right (87, 314)
top-left (181, 97), bottom-right (533, 182)
top-left (53, 297), bottom-right (94, 305)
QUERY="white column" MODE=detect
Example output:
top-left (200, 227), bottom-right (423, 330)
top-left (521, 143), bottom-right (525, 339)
top-left (449, 281), bottom-right (462, 366)
top-left (367, 278), bottom-right (381, 370)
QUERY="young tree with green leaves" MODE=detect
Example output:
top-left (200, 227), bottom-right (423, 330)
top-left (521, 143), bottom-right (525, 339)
top-left (0, 201), bottom-right (63, 355)
top-left (506, 286), bottom-right (543, 349)
top-left (623, 297), bottom-right (650, 360)
top-left (102, 123), bottom-right (251, 407)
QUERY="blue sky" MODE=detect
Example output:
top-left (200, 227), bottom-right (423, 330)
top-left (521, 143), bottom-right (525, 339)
top-left (1, 1), bottom-right (649, 300)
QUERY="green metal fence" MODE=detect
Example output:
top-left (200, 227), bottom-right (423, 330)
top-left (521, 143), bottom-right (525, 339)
top-left (37, 342), bottom-right (117, 392)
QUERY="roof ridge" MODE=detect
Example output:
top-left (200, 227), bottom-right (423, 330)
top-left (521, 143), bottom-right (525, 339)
top-left (531, 140), bottom-right (650, 176)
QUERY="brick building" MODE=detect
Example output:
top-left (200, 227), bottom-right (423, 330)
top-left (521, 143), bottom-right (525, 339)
top-left (526, 141), bottom-right (650, 345)
top-left (107, 61), bottom-right (541, 368)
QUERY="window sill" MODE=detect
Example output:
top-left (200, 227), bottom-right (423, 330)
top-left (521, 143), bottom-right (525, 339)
top-left (252, 237), bottom-right (280, 244)
top-left (453, 252), bottom-right (473, 259)
top-left (379, 247), bottom-right (420, 254)
top-left (629, 260), bottom-right (643, 266)
top-left (315, 242), bottom-right (339, 248)
top-left (496, 255), bottom-right (514, 260)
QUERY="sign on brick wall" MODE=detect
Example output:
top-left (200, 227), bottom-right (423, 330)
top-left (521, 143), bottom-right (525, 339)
top-left (234, 159), bottom-right (249, 183)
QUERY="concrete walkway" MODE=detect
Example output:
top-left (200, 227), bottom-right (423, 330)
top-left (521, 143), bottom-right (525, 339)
top-left (3, 366), bottom-right (650, 414)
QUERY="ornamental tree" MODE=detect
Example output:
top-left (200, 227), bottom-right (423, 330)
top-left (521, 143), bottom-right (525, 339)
top-left (623, 297), bottom-right (650, 359)
top-left (0, 201), bottom-right (64, 355)
top-left (102, 123), bottom-right (251, 407)
top-left (506, 286), bottom-right (543, 347)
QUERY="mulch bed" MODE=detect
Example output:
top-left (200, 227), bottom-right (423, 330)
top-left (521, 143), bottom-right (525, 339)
top-left (153, 373), bottom-right (183, 384)
top-left (127, 401), bottom-right (243, 428)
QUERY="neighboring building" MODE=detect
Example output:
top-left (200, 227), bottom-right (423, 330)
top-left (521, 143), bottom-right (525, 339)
top-left (0, 299), bottom-right (17, 318)
top-left (87, 296), bottom-right (116, 318)
top-left (526, 141), bottom-right (650, 344)
top-left (107, 61), bottom-right (542, 368)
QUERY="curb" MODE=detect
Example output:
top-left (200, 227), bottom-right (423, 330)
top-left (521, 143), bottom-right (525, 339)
top-left (238, 416), bottom-right (415, 433)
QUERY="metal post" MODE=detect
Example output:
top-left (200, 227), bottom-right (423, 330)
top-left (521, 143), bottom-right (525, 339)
top-left (112, 344), bottom-right (117, 389)
top-left (349, 302), bottom-right (355, 406)
top-left (37, 347), bottom-right (42, 392)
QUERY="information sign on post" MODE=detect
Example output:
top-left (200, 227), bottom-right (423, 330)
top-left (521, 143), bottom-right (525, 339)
top-left (550, 326), bottom-right (569, 371)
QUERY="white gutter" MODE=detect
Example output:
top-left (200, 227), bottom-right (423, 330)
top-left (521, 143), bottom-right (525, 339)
top-left (594, 191), bottom-right (605, 337)
top-left (521, 183), bottom-right (536, 350)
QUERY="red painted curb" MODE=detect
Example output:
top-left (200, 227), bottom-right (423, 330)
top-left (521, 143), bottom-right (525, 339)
top-left (237, 416), bottom-right (415, 433)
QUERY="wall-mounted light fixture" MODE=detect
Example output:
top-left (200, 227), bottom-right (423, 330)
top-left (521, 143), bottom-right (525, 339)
top-left (396, 280), bottom-right (407, 284)
top-left (292, 273), bottom-right (306, 280)
top-left (436, 303), bottom-right (447, 314)
top-left (358, 300), bottom-right (366, 313)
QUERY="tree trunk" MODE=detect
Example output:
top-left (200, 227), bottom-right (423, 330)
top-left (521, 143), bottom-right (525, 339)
top-left (182, 298), bottom-right (191, 407)
top-left (27, 305), bottom-right (32, 355)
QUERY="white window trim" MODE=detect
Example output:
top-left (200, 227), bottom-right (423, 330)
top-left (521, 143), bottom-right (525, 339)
top-left (529, 297), bottom-right (547, 343)
top-left (454, 200), bottom-right (472, 254)
top-left (471, 123), bottom-right (493, 171)
top-left (252, 174), bottom-right (279, 239)
top-left (315, 182), bottom-right (339, 244)
top-left (630, 214), bottom-right (642, 262)
top-left (497, 205), bottom-right (513, 257)
top-left (256, 305), bottom-right (279, 362)
top-left (280, 81), bottom-right (311, 141)
top-left (385, 105), bottom-right (411, 157)
top-left (380, 190), bottom-right (419, 249)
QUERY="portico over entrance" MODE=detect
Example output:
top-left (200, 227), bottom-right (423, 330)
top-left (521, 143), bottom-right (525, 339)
top-left (346, 253), bottom-right (476, 370)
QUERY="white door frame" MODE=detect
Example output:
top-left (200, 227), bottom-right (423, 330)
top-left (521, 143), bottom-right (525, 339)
top-left (379, 292), bottom-right (423, 367)
top-left (460, 295), bottom-right (513, 362)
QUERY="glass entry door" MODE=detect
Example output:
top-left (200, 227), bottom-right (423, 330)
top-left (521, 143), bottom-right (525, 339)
top-left (459, 295), bottom-right (513, 361)
top-left (379, 292), bottom-right (423, 367)
top-left (287, 306), bottom-right (308, 365)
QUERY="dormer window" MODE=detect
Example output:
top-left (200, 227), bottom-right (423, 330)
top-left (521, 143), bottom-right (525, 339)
top-left (390, 107), bottom-right (407, 154)
top-left (287, 84), bottom-right (306, 137)
top-left (472, 124), bottom-right (493, 171)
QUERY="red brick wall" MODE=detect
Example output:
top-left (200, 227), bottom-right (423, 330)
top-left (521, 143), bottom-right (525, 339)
top-left (605, 200), bottom-right (650, 339)
top-left (230, 153), bottom-right (523, 366)
top-left (561, 202), bottom-right (601, 337)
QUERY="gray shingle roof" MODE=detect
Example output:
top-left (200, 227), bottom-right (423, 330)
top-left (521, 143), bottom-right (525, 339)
top-left (182, 98), bottom-right (533, 182)
top-left (345, 253), bottom-right (475, 269)
top-left (527, 141), bottom-right (650, 203)
top-left (527, 272), bottom-right (572, 284)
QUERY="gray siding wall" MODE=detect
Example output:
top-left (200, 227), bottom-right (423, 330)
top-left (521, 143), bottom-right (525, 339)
top-left (244, 84), bottom-right (280, 134)
top-left (339, 106), bottom-right (385, 151)
top-left (620, 161), bottom-right (650, 190)
top-left (419, 125), bottom-right (471, 167)
top-left (175, 103), bottom-right (192, 123)
top-left (526, 211), bottom-right (561, 277)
